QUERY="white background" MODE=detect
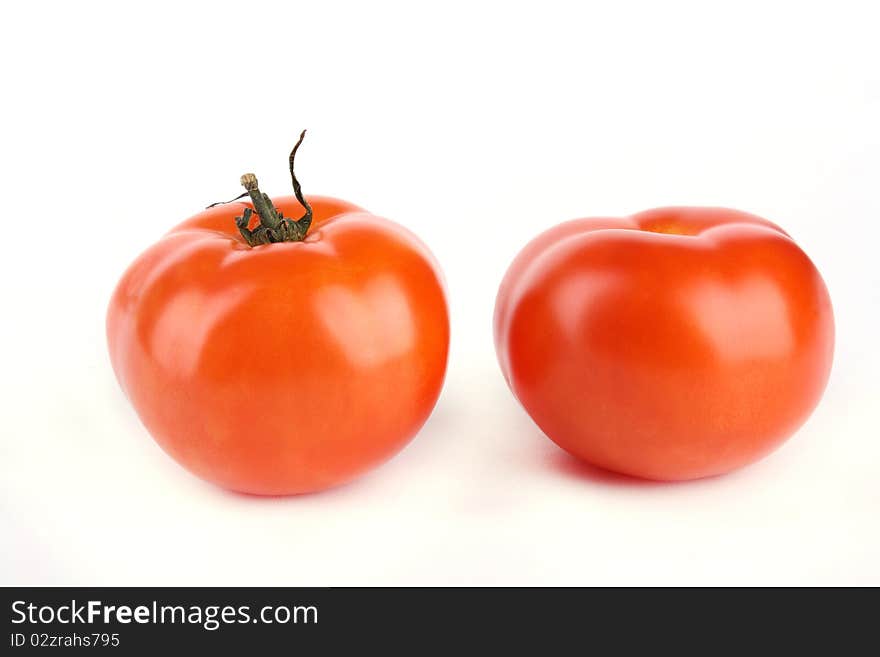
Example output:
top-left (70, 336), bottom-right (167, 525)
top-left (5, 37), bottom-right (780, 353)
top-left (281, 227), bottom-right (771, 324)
top-left (2, 1), bottom-right (878, 586)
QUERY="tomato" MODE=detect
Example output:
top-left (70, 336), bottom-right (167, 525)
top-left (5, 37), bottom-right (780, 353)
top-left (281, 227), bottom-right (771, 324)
top-left (494, 207), bottom-right (834, 480)
top-left (107, 135), bottom-right (449, 495)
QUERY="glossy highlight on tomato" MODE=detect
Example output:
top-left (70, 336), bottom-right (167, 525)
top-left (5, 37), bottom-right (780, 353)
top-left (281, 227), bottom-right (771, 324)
top-left (494, 207), bottom-right (834, 481)
top-left (108, 185), bottom-right (449, 495)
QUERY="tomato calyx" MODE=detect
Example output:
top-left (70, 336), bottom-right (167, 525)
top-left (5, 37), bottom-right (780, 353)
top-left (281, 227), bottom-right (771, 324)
top-left (230, 130), bottom-right (315, 247)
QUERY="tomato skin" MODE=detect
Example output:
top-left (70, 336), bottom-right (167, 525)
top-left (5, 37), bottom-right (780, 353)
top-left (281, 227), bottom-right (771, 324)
top-left (108, 195), bottom-right (449, 495)
top-left (494, 207), bottom-right (834, 481)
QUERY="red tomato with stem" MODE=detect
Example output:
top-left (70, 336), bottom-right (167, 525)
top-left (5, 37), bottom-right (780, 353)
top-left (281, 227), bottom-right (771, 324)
top-left (494, 207), bottom-right (834, 480)
top-left (108, 133), bottom-right (449, 495)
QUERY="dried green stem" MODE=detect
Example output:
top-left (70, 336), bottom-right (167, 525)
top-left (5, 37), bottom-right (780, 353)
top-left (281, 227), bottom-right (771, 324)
top-left (234, 130), bottom-right (314, 247)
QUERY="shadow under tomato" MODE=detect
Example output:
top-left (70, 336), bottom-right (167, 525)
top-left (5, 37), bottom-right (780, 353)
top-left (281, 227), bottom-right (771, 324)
top-left (507, 414), bottom-right (710, 490)
top-left (545, 448), bottom-right (679, 489)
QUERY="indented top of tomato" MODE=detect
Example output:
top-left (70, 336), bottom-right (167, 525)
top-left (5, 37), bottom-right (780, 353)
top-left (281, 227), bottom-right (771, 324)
top-left (493, 206), bottom-right (795, 357)
top-left (171, 194), bottom-right (366, 240)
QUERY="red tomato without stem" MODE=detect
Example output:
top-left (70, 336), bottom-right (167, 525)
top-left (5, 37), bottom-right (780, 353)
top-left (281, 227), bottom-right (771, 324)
top-left (108, 141), bottom-right (449, 495)
top-left (494, 207), bottom-right (834, 481)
